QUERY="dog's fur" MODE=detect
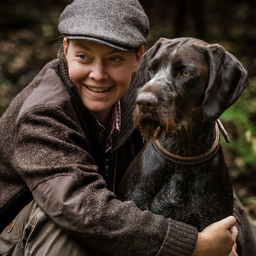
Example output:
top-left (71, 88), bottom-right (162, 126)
top-left (117, 37), bottom-right (249, 232)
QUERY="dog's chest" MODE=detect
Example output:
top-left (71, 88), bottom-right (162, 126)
top-left (140, 155), bottom-right (203, 215)
top-left (132, 142), bottom-right (233, 231)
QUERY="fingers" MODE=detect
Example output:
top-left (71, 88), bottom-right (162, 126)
top-left (220, 216), bottom-right (236, 230)
top-left (233, 242), bottom-right (237, 252)
top-left (228, 244), bottom-right (238, 256)
top-left (229, 225), bottom-right (238, 241)
top-left (221, 217), bottom-right (238, 256)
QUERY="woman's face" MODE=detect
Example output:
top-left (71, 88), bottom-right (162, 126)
top-left (64, 39), bottom-right (143, 125)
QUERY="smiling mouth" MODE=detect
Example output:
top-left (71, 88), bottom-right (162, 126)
top-left (85, 85), bottom-right (113, 93)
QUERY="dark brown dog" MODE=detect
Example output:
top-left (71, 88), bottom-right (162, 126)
top-left (117, 37), bottom-right (249, 232)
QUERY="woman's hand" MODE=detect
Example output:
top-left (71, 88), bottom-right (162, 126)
top-left (193, 216), bottom-right (238, 256)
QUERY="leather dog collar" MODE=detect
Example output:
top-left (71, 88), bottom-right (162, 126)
top-left (152, 122), bottom-right (221, 165)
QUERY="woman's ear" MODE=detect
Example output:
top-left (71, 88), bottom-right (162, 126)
top-left (63, 37), bottom-right (68, 56)
top-left (133, 46), bottom-right (144, 72)
top-left (137, 46), bottom-right (144, 61)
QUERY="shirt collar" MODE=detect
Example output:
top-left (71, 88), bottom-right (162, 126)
top-left (92, 101), bottom-right (121, 153)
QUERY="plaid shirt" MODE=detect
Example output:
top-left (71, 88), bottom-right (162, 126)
top-left (93, 101), bottom-right (121, 153)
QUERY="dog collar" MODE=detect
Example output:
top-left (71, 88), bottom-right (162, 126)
top-left (152, 122), bottom-right (221, 165)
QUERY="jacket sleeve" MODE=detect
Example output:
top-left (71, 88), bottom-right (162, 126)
top-left (233, 192), bottom-right (256, 256)
top-left (13, 106), bottom-right (198, 256)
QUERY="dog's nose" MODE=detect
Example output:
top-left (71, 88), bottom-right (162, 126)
top-left (136, 92), bottom-right (158, 112)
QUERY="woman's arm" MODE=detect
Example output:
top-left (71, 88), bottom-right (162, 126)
top-left (14, 107), bottom-right (198, 256)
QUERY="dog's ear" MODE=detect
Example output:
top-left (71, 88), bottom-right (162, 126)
top-left (134, 38), bottom-right (167, 86)
top-left (202, 44), bottom-right (249, 122)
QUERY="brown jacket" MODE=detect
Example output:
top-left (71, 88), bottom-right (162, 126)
top-left (0, 58), bottom-right (199, 255)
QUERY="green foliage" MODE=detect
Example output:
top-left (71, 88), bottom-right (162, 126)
top-left (220, 77), bottom-right (256, 165)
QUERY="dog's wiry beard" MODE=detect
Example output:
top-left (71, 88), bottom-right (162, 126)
top-left (133, 109), bottom-right (177, 142)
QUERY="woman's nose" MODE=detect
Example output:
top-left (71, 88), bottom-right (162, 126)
top-left (89, 61), bottom-right (108, 81)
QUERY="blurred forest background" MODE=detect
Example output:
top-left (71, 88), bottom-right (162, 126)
top-left (1, 0), bottom-right (256, 222)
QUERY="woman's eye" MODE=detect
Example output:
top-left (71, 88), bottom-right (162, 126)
top-left (108, 56), bottom-right (122, 62)
top-left (78, 54), bottom-right (89, 60)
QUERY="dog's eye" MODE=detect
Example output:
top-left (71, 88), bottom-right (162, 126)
top-left (149, 68), bottom-right (155, 74)
top-left (181, 70), bottom-right (190, 77)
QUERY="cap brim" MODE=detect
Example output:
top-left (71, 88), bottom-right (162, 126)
top-left (65, 35), bottom-right (133, 52)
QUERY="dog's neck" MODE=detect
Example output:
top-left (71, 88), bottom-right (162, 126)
top-left (158, 121), bottom-right (217, 157)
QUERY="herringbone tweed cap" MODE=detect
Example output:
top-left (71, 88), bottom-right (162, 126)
top-left (58, 0), bottom-right (149, 51)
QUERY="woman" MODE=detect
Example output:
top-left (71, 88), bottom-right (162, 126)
top-left (0, 0), bottom-right (251, 255)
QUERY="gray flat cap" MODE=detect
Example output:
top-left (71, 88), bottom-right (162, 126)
top-left (58, 0), bottom-right (149, 51)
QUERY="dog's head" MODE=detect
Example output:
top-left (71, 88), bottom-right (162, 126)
top-left (133, 37), bottom-right (249, 141)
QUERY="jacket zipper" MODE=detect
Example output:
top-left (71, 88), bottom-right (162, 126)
top-left (104, 153), bottom-right (118, 192)
top-left (104, 159), bottom-right (109, 177)
top-left (113, 153), bottom-right (118, 193)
